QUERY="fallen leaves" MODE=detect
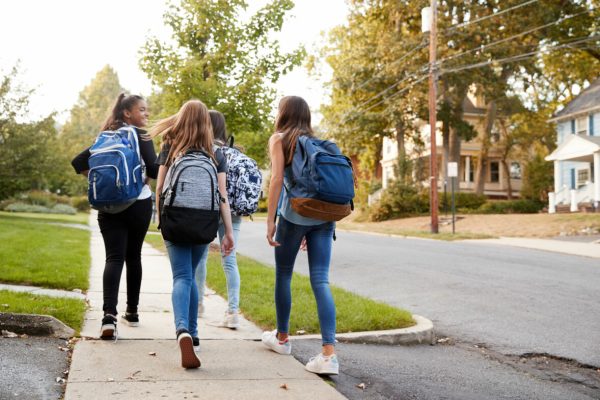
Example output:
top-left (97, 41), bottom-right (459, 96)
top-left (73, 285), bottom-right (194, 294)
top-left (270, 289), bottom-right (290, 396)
top-left (148, 351), bottom-right (157, 356)
top-left (280, 383), bottom-right (288, 390)
top-left (1, 330), bottom-right (18, 338)
top-left (356, 382), bottom-right (366, 390)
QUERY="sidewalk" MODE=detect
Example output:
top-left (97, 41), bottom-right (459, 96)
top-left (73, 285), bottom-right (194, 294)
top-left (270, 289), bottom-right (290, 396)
top-left (65, 213), bottom-right (345, 400)
top-left (464, 237), bottom-right (600, 259)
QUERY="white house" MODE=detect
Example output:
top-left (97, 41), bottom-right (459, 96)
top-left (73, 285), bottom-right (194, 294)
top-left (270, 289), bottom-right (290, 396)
top-left (546, 77), bottom-right (600, 213)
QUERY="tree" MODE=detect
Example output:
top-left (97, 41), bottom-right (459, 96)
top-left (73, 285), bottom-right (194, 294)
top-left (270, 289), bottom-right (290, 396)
top-left (55, 65), bottom-right (124, 195)
top-left (322, 0), bottom-right (600, 204)
top-left (139, 0), bottom-right (304, 166)
top-left (60, 65), bottom-right (123, 151)
top-left (0, 67), bottom-right (62, 199)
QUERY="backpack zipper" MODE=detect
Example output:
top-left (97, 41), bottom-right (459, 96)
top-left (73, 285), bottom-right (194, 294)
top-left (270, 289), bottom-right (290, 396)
top-left (89, 149), bottom-right (130, 185)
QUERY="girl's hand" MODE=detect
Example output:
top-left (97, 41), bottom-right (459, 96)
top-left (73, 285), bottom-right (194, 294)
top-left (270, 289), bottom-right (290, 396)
top-left (300, 237), bottom-right (307, 251)
top-left (267, 221), bottom-right (280, 247)
top-left (221, 232), bottom-right (235, 256)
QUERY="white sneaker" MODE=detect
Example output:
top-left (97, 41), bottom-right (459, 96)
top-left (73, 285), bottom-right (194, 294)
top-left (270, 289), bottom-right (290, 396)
top-left (198, 303), bottom-right (206, 318)
top-left (223, 311), bottom-right (240, 329)
top-left (261, 330), bottom-right (291, 355)
top-left (305, 353), bottom-right (339, 375)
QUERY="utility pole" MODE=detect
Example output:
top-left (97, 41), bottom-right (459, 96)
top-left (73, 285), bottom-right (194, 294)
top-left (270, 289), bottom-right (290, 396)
top-left (428, 0), bottom-right (439, 233)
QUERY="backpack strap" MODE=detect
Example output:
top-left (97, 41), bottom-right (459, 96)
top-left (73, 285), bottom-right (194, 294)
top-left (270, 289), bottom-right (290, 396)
top-left (228, 135), bottom-right (234, 148)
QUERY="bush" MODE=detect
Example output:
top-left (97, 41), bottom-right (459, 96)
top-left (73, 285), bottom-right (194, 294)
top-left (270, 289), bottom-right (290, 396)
top-left (370, 183), bottom-right (429, 221)
top-left (71, 196), bottom-right (91, 212)
top-left (440, 191), bottom-right (487, 211)
top-left (6, 203), bottom-right (52, 213)
top-left (49, 204), bottom-right (77, 215)
top-left (256, 197), bottom-right (268, 213)
top-left (477, 199), bottom-right (543, 214)
top-left (16, 190), bottom-right (71, 207)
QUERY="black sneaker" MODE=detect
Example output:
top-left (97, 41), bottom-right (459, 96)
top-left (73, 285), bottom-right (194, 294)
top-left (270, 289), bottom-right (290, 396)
top-left (176, 329), bottom-right (201, 369)
top-left (100, 314), bottom-right (117, 340)
top-left (192, 336), bottom-right (200, 353)
top-left (121, 312), bottom-right (139, 327)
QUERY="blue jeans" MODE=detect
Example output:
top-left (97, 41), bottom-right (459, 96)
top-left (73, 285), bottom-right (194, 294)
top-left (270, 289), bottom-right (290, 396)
top-left (196, 216), bottom-right (242, 312)
top-left (165, 240), bottom-right (208, 337)
top-left (274, 217), bottom-right (336, 345)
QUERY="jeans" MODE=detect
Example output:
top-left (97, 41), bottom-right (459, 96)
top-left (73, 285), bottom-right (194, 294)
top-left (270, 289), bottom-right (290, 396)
top-left (98, 197), bottom-right (152, 316)
top-left (274, 217), bottom-right (336, 345)
top-left (165, 240), bottom-right (208, 337)
top-left (196, 215), bottom-right (241, 312)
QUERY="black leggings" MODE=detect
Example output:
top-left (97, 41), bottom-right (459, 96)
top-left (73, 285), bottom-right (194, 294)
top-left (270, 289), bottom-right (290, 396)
top-left (98, 198), bottom-right (152, 316)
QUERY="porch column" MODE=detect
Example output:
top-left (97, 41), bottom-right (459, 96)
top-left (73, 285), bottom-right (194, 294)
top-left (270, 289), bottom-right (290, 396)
top-left (553, 160), bottom-right (561, 194)
top-left (465, 156), bottom-right (471, 183)
top-left (594, 152), bottom-right (600, 207)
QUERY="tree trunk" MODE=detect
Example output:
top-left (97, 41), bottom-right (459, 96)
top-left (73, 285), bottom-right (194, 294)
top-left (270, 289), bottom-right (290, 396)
top-left (373, 136), bottom-right (383, 179)
top-left (475, 100), bottom-right (497, 195)
top-left (395, 124), bottom-right (407, 184)
top-left (501, 159), bottom-right (513, 199)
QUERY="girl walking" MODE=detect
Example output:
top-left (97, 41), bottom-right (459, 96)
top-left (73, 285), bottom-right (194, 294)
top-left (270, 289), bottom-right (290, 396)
top-left (71, 93), bottom-right (158, 339)
top-left (196, 110), bottom-right (242, 329)
top-left (262, 96), bottom-right (339, 375)
top-left (152, 100), bottom-right (234, 369)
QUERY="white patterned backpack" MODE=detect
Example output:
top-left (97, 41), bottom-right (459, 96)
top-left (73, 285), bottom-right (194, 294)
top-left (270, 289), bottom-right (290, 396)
top-left (221, 137), bottom-right (262, 216)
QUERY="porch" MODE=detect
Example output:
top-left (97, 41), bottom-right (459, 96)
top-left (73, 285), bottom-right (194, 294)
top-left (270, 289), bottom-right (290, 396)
top-left (546, 135), bottom-right (600, 213)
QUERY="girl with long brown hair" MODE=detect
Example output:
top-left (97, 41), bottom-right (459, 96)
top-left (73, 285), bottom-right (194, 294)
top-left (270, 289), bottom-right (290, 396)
top-left (71, 93), bottom-right (157, 339)
top-left (262, 96), bottom-right (339, 375)
top-left (152, 99), bottom-right (234, 369)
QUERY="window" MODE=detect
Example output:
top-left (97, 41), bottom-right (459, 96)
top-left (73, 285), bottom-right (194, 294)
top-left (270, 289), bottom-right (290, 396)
top-left (490, 161), bottom-right (500, 183)
top-left (577, 169), bottom-right (590, 188)
top-left (577, 116), bottom-right (588, 135)
top-left (510, 162), bottom-right (522, 179)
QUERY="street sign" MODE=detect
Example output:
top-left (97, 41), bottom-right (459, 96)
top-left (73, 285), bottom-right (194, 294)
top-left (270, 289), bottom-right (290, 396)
top-left (448, 162), bottom-right (458, 177)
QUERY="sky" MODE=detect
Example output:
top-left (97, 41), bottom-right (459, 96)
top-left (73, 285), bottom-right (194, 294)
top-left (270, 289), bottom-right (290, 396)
top-left (0, 0), bottom-right (349, 124)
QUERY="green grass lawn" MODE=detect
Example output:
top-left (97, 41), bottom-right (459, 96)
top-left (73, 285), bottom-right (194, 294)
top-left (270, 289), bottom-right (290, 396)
top-left (0, 213), bottom-right (90, 291)
top-left (207, 252), bottom-right (414, 334)
top-left (0, 290), bottom-right (86, 333)
top-left (144, 231), bottom-right (414, 333)
top-left (0, 211), bottom-right (89, 225)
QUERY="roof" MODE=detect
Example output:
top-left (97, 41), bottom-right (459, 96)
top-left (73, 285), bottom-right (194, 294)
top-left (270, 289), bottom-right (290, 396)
top-left (545, 134), bottom-right (600, 162)
top-left (551, 77), bottom-right (600, 121)
top-left (462, 96), bottom-right (486, 116)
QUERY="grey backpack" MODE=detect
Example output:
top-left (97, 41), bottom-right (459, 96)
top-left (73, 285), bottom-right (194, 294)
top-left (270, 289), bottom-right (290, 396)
top-left (159, 151), bottom-right (220, 244)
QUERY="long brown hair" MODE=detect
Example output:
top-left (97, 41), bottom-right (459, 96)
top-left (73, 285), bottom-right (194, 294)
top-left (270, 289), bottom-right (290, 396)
top-left (102, 93), bottom-right (144, 131)
top-left (149, 100), bottom-right (214, 166)
top-left (209, 110), bottom-right (227, 145)
top-left (274, 96), bottom-right (314, 165)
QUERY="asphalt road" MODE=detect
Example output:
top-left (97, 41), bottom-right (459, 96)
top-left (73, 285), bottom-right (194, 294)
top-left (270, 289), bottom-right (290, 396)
top-left (292, 339), bottom-right (600, 400)
top-left (237, 219), bottom-right (600, 398)
top-left (0, 336), bottom-right (69, 400)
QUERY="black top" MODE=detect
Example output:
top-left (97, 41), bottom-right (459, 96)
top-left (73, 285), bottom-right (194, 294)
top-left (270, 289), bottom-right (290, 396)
top-left (70, 127), bottom-right (158, 179)
top-left (156, 144), bottom-right (228, 174)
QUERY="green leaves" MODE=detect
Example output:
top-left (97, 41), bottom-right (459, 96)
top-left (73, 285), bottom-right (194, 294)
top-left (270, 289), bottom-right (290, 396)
top-left (140, 0), bottom-right (303, 166)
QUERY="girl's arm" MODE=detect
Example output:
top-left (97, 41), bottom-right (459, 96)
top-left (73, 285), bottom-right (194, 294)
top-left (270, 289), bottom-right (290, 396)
top-left (217, 172), bottom-right (235, 256)
top-left (155, 165), bottom-right (168, 226)
top-left (266, 134), bottom-right (285, 247)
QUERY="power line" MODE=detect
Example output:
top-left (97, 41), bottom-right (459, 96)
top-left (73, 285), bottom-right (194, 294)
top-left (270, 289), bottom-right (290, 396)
top-left (351, 39), bottom-right (428, 94)
top-left (438, 8), bottom-right (597, 65)
top-left (362, 75), bottom-right (429, 114)
top-left (442, 0), bottom-right (540, 34)
top-left (343, 34), bottom-right (598, 121)
top-left (441, 34), bottom-right (600, 75)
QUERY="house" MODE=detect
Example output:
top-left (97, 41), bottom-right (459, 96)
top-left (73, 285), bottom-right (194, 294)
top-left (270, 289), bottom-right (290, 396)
top-left (378, 90), bottom-right (522, 199)
top-left (546, 77), bottom-right (600, 213)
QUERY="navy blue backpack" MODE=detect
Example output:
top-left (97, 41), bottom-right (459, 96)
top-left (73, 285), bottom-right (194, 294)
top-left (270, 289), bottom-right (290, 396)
top-left (285, 135), bottom-right (355, 221)
top-left (87, 126), bottom-right (144, 213)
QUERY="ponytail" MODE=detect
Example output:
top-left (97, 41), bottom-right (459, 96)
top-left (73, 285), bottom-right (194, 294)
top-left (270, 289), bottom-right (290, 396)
top-left (102, 93), bottom-right (144, 131)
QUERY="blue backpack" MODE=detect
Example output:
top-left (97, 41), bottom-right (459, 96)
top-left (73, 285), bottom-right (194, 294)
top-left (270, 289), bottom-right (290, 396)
top-left (88, 126), bottom-right (144, 213)
top-left (285, 135), bottom-right (355, 221)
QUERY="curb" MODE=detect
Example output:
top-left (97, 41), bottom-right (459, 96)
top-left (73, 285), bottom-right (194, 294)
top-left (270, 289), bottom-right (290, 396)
top-left (0, 313), bottom-right (75, 339)
top-left (291, 314), bottom-right (434, 346)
